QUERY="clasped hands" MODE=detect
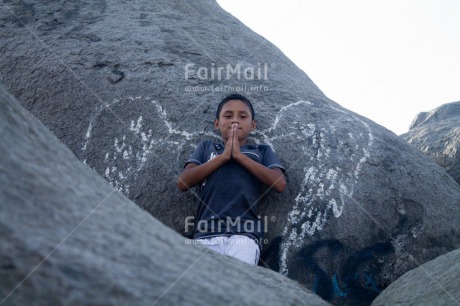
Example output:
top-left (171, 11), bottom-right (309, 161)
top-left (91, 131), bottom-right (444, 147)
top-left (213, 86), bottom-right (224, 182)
top-left (221, 123), bottom-right (244, 162)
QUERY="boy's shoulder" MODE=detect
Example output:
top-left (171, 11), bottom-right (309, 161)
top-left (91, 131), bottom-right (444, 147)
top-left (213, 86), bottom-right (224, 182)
top-left (255, 143), bottom-right (271, 150)
top-left (253, 143), bottom-right (273, 154)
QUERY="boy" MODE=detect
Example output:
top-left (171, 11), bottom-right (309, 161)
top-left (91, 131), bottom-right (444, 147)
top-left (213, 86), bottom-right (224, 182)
top-left (177, 93), bottom-right (286, 265)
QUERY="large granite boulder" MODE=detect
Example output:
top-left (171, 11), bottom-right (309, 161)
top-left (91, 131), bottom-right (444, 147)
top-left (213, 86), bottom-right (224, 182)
top-left (371, 248), bottom-right (460, 306)
top-left (402, 102), bottom-right (460, 185)
top-left (0, 84), bottom-right (329, 305)
top-left (1, 1), bottom-right (460, 305)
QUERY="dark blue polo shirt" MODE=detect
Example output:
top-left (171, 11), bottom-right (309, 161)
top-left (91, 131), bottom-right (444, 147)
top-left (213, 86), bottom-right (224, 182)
top-left (185, 140), bottom-right (285, 244)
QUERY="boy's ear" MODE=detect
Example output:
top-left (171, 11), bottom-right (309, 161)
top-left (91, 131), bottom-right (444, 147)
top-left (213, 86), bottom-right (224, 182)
top-left (214, 118), bottom-right (220, 129)
top-left (251, 120), bottom-right (256, 130)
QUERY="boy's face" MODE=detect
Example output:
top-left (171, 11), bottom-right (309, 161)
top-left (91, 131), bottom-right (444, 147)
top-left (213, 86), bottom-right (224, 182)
top-left (214, 99), bottom-right (256, 144)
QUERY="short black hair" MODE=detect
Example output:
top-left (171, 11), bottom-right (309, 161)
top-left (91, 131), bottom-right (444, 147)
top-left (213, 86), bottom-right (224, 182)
top-left (215, 93), bottom-right (255, 120)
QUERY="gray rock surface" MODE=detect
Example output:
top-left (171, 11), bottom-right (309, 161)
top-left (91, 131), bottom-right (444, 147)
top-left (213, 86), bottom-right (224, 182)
top-left (371, 248), bottom-right (460, 306)
top-left (402, 102), bottom-right (460, 185)
top-left (1, 1), bottom-right (460, 305)
top-left (0, 83), bottom-right (330, 305)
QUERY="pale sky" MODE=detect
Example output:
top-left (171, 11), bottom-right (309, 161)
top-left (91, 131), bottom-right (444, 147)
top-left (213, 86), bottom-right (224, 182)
top-left (216, 0), bottom-right (460, 135)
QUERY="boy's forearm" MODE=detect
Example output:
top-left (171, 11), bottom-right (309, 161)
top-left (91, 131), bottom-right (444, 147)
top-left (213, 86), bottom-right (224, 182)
top-left (177, 155), bottom-right (228, 191)
top-left (234, 154), bottom-right (286, 193)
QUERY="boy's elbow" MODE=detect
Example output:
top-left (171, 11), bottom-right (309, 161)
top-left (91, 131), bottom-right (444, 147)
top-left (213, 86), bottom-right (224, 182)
top-left (177, 184), bottom-right (189, 192)
top-left (274, 178), bottom-right (286, 193)
top-left (277, 181), bottom-right (287, 193)
top-left (177, 178), bottom-right (190, 192)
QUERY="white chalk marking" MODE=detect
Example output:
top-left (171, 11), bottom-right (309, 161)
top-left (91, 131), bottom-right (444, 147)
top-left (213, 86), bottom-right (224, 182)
top-left (279, 102), bottom-right (375, 275)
